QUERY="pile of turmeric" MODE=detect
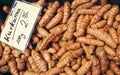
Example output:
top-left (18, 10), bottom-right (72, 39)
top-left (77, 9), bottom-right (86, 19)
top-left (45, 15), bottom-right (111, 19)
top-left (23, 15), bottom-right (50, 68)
top-left (0, 0), bottom-right (120, 75)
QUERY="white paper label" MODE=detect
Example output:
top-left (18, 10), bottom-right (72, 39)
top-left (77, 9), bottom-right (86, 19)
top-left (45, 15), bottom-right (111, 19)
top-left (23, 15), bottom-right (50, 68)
top-left (0, 0), bottom-right (42, 52)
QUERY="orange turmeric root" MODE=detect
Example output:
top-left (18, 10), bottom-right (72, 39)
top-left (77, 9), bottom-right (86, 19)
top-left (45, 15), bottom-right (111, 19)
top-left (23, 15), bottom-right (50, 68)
top-left (35, 0), bottom-right (46, 6)
top-left (76, 0), bottom-right (97, 10)
top-left (32, 50), bottom-right (47, 72)
top-left (28, 56), bottom-right (40, 72)
top-left (41, 51), bottom-right (55, 69)
top-left (115, 14), bottom-right (120, 22)
top-left (82, 44), bottom-right (94, 59)
top-left (8, 60), bottom-right (19, 75)
top-left (23, 71), bottom-right (39, 75)
top-left (74, 15), bottom-right (84, 37)
top-left (107, 5), bottom-right (119, 26)
top-left (3, 46), bottom-right (11, 55)
top-left (38, 33), bottom-right (56, 51)
top-left (16, 58), bottom-right (25, 71)
top-left (39, 1), bottom-right (59, 27)
top-left (90, 56), bottom-right (101, 75)
top-left (87, 28), bottom-right (117, 48)
top-left (64, 66), bottom-right (76, 75)
top-left (52, 42), bottom-right (60, 51)
top-left (62, 1), bottom-right (70, 24)
top-left (77, 37), bottom-right (104, 46)
top-left (72, 57), bottom-right (81, 71)
top-left (96, 47), bottom-right (109, 73)
top-left (78, 9), bottom-right (98, 15)
top-left (77, 61), bottom-right (92, 75)
top-left (57, 49), bottom-right (83, 68)
top-left (46, 9), bottom-right (63, 29)
top-left (67, 11), bottom-right (78, 24)
top-left (71, 0), bottom-right (90, 9)
top-left (50, 24), bottom-right (67, 35)
top-left (12, 49), bottom-right (21, 58)
top-left (37, 26), bottom-right (49, 38)
top-left (62, 21), bottom-right (76, 41)
top-left (0, 54), bottom-right (10, 66)
top-left (92, 64), bottom-right (101, 75)
top-left (90, 4), bottom-right (111, 25)
top-left (0, 65), bottom-right (9, 73)
top-left (110, 61), bottom-right (120, 75)
top-left (109, 27), bottom-right (119, 44)
top-left (106, 69), bottom-right (115, 75)
top-left (90, 5), bottom-right (102, 10)
top-left (47, 48), bottom-right (56, 54)
top-left (91, 20), bottom-right (106, 28)
top-left (54, 43), bottom-right (81, 60)
top-left (74, 15), bottom-right (90, 37)
top-left (103, 45), bottom-right (116, 57)
top-left (43, 67), bottom-right (63, 75)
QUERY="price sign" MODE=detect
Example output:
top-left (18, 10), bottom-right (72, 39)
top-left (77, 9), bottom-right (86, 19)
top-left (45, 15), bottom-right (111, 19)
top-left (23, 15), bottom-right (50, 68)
top-left (0, 0), bottom-right (42, 52)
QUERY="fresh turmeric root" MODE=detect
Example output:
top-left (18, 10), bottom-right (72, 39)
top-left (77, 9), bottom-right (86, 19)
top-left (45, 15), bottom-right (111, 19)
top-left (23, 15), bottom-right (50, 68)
top-left (76, 0), bottom-right (97, 10)
top-left (23, 71), bottom-right (39, 75)
top-left (77, 61), bottom-right (92, 75)
top-left (16, 58), bottom-right (25, 71)
top-left (106, 69), bottom-right (115, 75)
top-left (77, 37), bottom-right (104, 46)
top-left (0, 54), bottom-right (10, 66)
top-left (74, 15), bottom-right (84, 37)
top-left (8, 60), bottom-right (19, 75)
top-left (82, 44), bottom-right (94, 59)
top-left (50, 24), bottom-right (67, 35)
top-left (57, 49), bottom-right (83, 68)
top-left (109, 27), bottom-right (119, 44)
top-left (72, 57), bottom-right (81, 71)
top-left (37, 26), bottom-right (49, 38)
top-left (62, 1), bottom-right (71, 24)
top-left (90, 5), bottom-right (102, 10)
top-left (91, 20), bottom-right (106, 28)
top-left (39, 1), bottom-right (59, 27)
top-left (42, 67), bottom-right (63, 75)
top-left (64, 66), bottom-right (76, 75)
top-left (12, 49), bottom-right (21, 58)
top-left (103, 45), bottom-right (116, 57)
top-left (115, 14), bottom-right (120, 22)
top-left (91, 56), bottom-right (101, 75)
top-left (41, 51), bottom-right (55, 69)
top-left (78, 9), bottom-right (98, 15)
top-left (90, 4), bottom-right (111, 25)
top-left (74, 15), bottom-right (90, 37)
top-left (0, 65), bottom-right (9, 73)
top-left (87, 28), bottom-right (117, 48)
top-left (54, 43), bottom-right (81, 60)
top-left (96, 47), bottom-right (109, 73)
top-left (106, 5), bottom-right (119, 26)
top-left (71, 0), bottom-right (90, 9)
top-left (1, 0), bottom-right (120, 75)
top-left (110, 61), bottom-right (120, 75)
top-left (35, 0), bottom-right (46, 6)
top-left (62, 21), bottom-right (76, 41)
top-left (67, 11), bottom-right (78, 24)
top-left (37, 33), bottom-right (56, 51)
top-left (28, 56), bottom-right (40, 72)
top-left (46, 8), bottom-right (63, 29)
top-left (32, 50), bottom-right (47, 72)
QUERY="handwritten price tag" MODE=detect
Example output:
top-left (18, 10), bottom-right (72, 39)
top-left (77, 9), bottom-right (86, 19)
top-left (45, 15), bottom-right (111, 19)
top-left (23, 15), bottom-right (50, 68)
top-left (0, 0), bottom-right (42, 52)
